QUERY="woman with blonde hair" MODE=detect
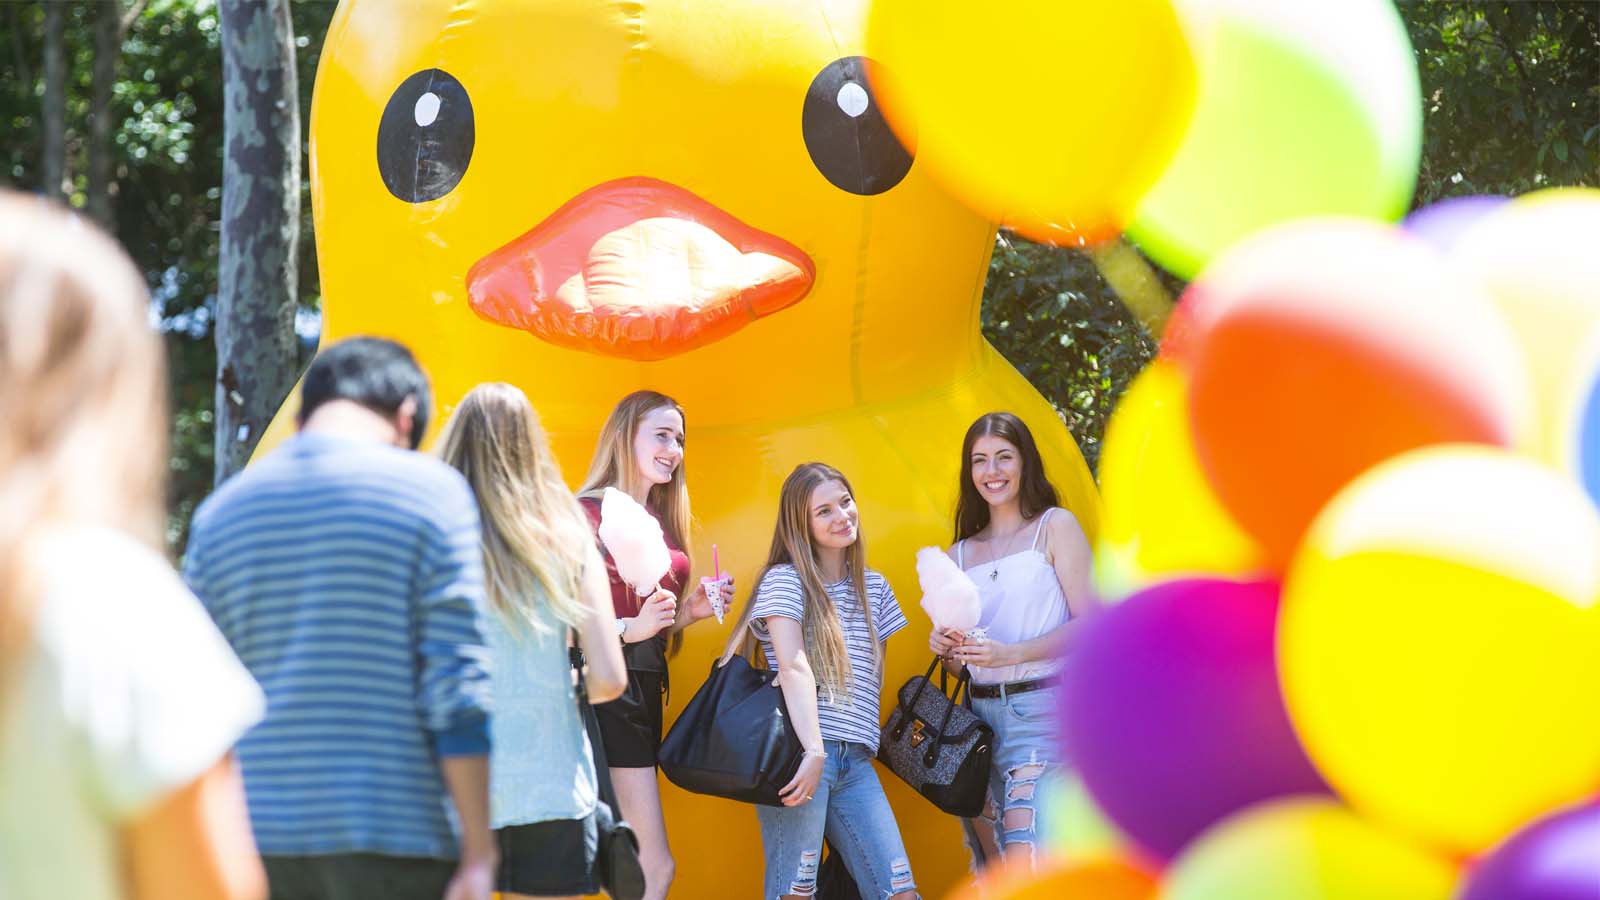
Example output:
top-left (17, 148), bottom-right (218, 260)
top-left (0, 192), bottom-right (266, 900)
top-left (723, 462), bottom-right (916, 900)
top-left (576, 390), bottom-right (731, 900)
top-left (438, 382), bottom-right (628, 899)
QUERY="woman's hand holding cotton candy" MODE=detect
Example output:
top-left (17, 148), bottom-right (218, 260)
top-left (916, 547), bottom-right (981, 632)
top-left (598, 487), bottom-right (671, 595)
top-left (623, 587), bottom-right (677, 642)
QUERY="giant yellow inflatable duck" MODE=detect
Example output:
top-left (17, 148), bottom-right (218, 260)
top-left (269, 0), bottom-right (1102, 893)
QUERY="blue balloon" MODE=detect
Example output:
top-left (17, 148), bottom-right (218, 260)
top-left (1580, 365), bottom-right (1600, 509)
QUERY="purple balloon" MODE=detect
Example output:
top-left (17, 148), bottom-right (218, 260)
top-left (1058, 578), bottom-right (1329, 860)
top-left (1460, 803), bottom-right (1600, 900)
top-left (1403, 194), bottom-right (1509, 252)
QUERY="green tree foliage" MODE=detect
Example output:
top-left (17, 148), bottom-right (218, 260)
top-left (1402, 1), bottom-right (1598, 202)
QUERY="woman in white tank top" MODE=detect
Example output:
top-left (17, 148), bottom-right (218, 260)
top-left (929, 412), bottom-right (1095, 871)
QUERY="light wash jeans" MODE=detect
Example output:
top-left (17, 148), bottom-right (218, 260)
top-left (755, 740), bottom-right (917, 899)
top-left (961, 684), bottom-right (1061, 870)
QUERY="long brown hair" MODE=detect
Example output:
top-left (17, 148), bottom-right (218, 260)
top-left (724, 463), bottom-right (877, 701)
top-left (953, 412), bottom-right (1060, 541)
top-left (579, 390), bottom-right (693, 652)
top-left (0, 193), bottom-right (167, 700)
top-left (438, 383), bottom-right (591, 633)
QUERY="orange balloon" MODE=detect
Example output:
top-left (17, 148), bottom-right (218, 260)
top-left (943, 854), bottom-right (1158, 900)
top-left (1179, 219), bottom-right (1530, 568)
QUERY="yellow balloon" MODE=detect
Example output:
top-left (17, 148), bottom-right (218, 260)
top-left (865, 0), bottom-right (1196, 245)
top-left (267, 1), bottom-right (1104, 895)
top-left (1096, 360), bottom-right (1263, 599)
top-left (1040, 769), bottom-right (1139, 865)
top-left (1281, 446), bottom-right (1600, 855)
top-left (1161, 798), bottom-right (1459, 900)
top-left (1452, 188), bottom-right (1600, 465)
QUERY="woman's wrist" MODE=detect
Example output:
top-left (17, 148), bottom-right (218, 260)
top-left (802, 746), bottom-right (827, 758)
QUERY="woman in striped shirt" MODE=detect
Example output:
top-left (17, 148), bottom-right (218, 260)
top-left (724, 462), bottom-right (917, 900)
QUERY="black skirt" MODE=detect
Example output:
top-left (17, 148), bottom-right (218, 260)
top-left (594, 666), bottom-right (665, 768)
top-left (495, 817), bottom-right (599, 897)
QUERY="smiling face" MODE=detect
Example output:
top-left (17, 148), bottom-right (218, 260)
top-left (632, 405), bottom-right (685, 487)
top-left (808, 478), bottom-right (860, 552)
top-left (310, 0), bottom-right (995, 431)
top-left (971, 434), bottom-right (1023, 508)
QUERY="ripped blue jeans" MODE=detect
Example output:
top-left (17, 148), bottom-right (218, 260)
top-left (961, 684), bottom-right (1061, 870)
top-left (755, 740), bottom-right (917, 899)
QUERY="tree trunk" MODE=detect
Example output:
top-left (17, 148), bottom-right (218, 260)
top-left (88, 0), bottom-right (120, 226)
top-left (41, 0), bottom-right (65, 200)
top-left (215, 0), bottom-right (301, 485)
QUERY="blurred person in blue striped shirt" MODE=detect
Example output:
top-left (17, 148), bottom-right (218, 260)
top-left (184, 337), bottom-right (496, 900)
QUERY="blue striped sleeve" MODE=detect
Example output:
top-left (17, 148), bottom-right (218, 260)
top-left (415, 477), bottom-right (493, 757)
top-left (871, 573), bottom-right (908, 641)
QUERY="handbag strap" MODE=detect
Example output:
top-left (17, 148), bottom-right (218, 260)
top-left (570, 631), bottom-right (620, 808)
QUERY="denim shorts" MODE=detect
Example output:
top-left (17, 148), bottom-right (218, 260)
top-left (962, 683), bottom-right (1062, 868)
top-left (754, 740), bottom-right (917, 899)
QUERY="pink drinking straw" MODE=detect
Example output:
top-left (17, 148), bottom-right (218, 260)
top-left (712, 543), bottom-right (719, 577)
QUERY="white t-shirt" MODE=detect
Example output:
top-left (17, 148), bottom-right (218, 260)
top-left (0, 529), bottom-right (264, 900)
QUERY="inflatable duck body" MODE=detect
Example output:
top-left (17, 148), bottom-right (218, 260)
top-left (266, 0), bottom-right (1102, 892)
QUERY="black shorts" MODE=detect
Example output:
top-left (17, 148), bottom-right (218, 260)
top-left (495, 817), bottom-right (599, 897)
top-left (264, 854), bottom-right (454, 900)
top-left (594, 668), bottom-right (665, 768)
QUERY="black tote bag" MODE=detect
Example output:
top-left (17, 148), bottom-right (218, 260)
top-left (658, 650), bottom-right (804, 806)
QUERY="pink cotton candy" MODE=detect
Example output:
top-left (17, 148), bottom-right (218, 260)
top-left (598, 487), bottom-right (671, 595)
top-left (917, 547), bottom-right (981, 632)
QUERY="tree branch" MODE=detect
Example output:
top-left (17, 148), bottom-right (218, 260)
top-left (120, 0), bottom-right (150, 36)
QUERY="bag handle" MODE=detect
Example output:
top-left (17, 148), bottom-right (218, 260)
top-left (570, 631), bottom-right (620, 808)
top-left (889, 656), bottom-right (944, 740)
top-left (922, 665), bottom-right (972, 767)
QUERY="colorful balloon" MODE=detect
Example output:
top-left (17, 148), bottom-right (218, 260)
top-left (1452, 187), bottom-right (1600, 466)
top-left (1401, 194), bottom-right (1508, 252)
top-left (1459, 803), bottom-right (1600, 900)
top-left (1161, 798), bottom-right (1459, 900)
top-left (866, 0), bottom-right (1196, 244)
top-left (1096, 360), bottom-right (1262, 600)
top-left (945, 854), bottom-right (1157, 900)
top-left (1573, 326), bottom-right (1600, 511)
top-left (1180, 219), bottom-right (1531, 568)
top-left (1128, 0), bottom-right (1421, 278)
top-left (1281, 446), bottom-right (1600, 854)
top-left (1039, 770), bottom-right (1140, 865)
top-left (1059, 578), bottom-right (1329, 861)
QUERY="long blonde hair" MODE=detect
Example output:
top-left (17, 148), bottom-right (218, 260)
top-left (578, 391), bottom-right (694, 651)
top-left (0, 193), bottom-right (167, 697)
top-left (725, 463), bottom-right (879, 701)
top-left (438, 382), bottom-right (591, 633)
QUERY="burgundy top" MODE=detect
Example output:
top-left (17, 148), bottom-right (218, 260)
top-left (580, 496), bottom-right (690, 674)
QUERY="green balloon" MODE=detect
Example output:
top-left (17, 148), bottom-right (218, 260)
top-left (1129, 9), bottom-right (1420, 279)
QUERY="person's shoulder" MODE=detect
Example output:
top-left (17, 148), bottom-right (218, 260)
top-left (758, 564), bottom-right (802, 591)
top-left (862, 568), bottom-right (893, 597)
top-left (35, 529), bottom-right (196, 641)
top-left (1043, 506), bottom-right (1087, 539)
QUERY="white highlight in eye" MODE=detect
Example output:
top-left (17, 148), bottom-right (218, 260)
top-left (836, 82), bottom-right (869, 118)
top-left (414, 92), bottom-right (441, 127)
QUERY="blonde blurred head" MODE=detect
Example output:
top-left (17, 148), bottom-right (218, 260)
top-left (0, 192), bottom-right (167, 695)
top-left (438, 382), bottom-right (592, 632)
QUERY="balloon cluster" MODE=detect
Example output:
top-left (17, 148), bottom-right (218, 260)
top-left (868, 2), bottom-right (1600, 897)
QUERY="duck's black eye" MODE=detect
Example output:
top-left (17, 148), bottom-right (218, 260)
top-left (801, 56), bottom-right (914, 196)
top-left (377, 69), bottom-right (474, 203)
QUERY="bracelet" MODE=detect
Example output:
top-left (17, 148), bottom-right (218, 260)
top-left (803, 748), bottom-right (827, 759)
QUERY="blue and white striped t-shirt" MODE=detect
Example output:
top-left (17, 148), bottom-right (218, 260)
top-left (750, 564), bottom-right (908, 753)
top-left (183, 432), bottom-right (493, 859)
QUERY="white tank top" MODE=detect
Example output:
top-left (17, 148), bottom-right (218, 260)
top-left (956, 509), bottom-right (1070, 685)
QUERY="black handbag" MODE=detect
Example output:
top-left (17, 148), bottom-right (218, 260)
top-left (877, 657), bottom-right (994, 817)
top-left (658, 649), bottom-right (804, 806)
top-left (570, 641), bottom-right (647, 900)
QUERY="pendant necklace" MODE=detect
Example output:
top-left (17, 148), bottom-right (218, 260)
top-left (988, 520), bottom-right (1029, 581)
